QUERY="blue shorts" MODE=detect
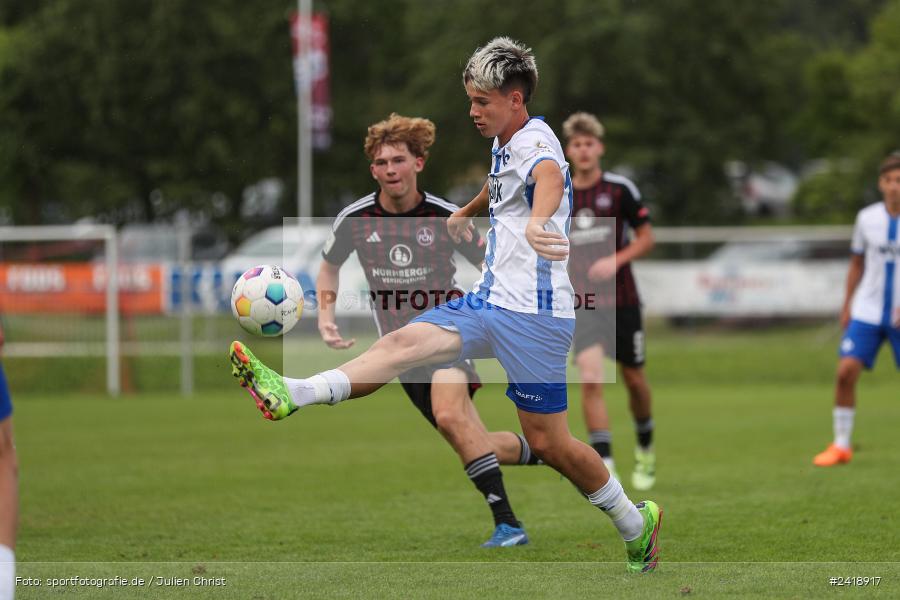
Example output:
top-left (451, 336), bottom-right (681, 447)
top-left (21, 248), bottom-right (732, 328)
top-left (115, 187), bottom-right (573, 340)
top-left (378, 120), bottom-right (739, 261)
top-left (839, 320), bottom-right (900, 370)
top-left (412, 292), bottom-right (575, 414)
top-left (0, 362), bottom-right (12, 421)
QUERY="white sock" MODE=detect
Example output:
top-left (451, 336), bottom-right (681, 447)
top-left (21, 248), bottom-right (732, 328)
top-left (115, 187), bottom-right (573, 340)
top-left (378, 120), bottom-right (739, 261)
top-left (587, 476), bottom-right (644, 541)
top-left (833, 407), bottom-right (855, 450)
top-left (603, 457), bottom-right (616, 473)
top-left (284, 369), bottom-right (350, 408)
top-left (0, 544), bottom-right (14, 600)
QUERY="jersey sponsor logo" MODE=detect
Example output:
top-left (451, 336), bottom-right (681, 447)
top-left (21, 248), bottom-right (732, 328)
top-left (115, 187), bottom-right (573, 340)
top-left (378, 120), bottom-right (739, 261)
top-left (595, 193), bottom-right (612, 210)
top-left (513, 388), bottom-right (543, 402)
top-left (366, 231), bottom-right (382, 243)
top-left (570, 209), bottom-right (612, 245)
top-left (389, 243), bottom-right (413, 267)
top-left (416, 226), bottom-right (434, 247)
top-left (569, 227), bottom-right (613, 245)
top-left (489, 176), bottom-right (503, 205)
top-left (876, 243), bottom-right (899, 260)
top-left (369, 266), bottom-right (433, 278)
top-left (575, 207), bottom-right (595, 229)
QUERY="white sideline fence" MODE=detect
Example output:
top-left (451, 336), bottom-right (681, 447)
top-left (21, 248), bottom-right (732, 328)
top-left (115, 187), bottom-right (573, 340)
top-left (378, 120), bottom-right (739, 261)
top-left (1, 224), bottom-right (855, 396)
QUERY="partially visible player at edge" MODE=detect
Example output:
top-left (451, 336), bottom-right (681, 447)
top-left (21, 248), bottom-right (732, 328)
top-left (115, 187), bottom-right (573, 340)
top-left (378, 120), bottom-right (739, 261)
top-left (813, 151), bottom-right (900, 466)
top-left (316, 113), bottom-right (540, 547)
top-left (0, 321), bottom-right (18, 600)
top-left (563, 112), bottom-right (658, 490)
top-left (228, 37), bottom-right (661, 572)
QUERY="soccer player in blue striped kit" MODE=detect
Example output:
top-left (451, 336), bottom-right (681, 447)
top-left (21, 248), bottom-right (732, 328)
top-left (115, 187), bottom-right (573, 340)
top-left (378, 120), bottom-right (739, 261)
top-left (229, 37), bottom-right (662, 572)
top-left (814, 151), bottom-right (900, 466)
top-left (317, 113), bottom-right (540, 547)
top-left (0, 321), bottom-right (18, 600)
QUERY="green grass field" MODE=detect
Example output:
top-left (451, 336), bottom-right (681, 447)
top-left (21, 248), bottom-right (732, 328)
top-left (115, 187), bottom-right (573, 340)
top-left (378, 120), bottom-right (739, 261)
top-left (9, 323), bottom-right (900, 598)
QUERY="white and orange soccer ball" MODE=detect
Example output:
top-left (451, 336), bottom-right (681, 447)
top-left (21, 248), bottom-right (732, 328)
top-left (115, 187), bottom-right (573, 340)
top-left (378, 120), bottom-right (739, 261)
top-left (231, 265), bottom-right (303, 337)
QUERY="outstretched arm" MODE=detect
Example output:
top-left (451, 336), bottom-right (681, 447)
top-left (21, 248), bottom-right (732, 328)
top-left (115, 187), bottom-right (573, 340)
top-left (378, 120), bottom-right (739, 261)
top-left (525, 160), bottom-right (568, 261)
top-left (316, 260), bottom-right (355, 349)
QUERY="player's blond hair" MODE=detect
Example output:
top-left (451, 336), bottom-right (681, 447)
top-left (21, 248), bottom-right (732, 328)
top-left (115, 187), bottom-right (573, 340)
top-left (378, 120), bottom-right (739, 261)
top-left (364, 113), bottom-right (436, 160)
top-left (462, 37), bottom-right (538, 103)
top-left (562, 112), bottom-right (605, 141)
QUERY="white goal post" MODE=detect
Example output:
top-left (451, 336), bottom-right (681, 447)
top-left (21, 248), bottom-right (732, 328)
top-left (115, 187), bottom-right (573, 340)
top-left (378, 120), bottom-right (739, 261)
top-left (0, 224), bottom-right (120, 396)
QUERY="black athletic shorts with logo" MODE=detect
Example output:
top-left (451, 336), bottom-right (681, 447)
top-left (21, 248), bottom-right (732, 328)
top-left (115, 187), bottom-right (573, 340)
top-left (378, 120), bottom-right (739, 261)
top-left (398, 360), bottom-right (482, 428)
top-left (573, 305), bottom-right (646, 368)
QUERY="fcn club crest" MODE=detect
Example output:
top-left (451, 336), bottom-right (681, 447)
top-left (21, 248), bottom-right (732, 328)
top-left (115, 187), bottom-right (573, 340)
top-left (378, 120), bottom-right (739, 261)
top-left (416, 226), bottom-right (435, 247)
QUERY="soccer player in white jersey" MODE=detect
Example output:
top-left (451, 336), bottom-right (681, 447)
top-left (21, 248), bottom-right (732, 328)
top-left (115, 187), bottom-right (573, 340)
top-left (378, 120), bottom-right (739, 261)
top-left (318, 114), bottom-right (541, 547)
top-left (228, 37), bottom-right (661, 572)
top-left (814, 151), bottom-right (900, 466)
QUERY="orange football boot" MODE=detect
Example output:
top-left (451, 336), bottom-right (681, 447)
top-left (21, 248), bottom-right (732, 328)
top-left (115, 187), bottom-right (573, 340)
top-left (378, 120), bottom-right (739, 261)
top-left (813, 443), bottom-right (852, 466)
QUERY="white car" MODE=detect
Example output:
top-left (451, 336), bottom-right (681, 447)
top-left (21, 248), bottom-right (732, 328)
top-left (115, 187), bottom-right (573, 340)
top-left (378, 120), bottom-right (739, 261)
top-left (724, 161), bottom-right (799, 217)
top-left (221, 224), bottom-right (329, 298)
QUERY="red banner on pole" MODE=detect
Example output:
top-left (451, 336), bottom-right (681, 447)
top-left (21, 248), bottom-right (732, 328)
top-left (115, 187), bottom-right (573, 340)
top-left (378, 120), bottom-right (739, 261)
top-left (291, 12), bottom-right (331, 150)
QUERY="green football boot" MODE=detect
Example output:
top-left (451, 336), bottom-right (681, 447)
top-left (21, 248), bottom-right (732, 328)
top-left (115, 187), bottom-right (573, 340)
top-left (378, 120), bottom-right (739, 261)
top-left (229, 341), bottom-right (297, 421)
top-left (632, 447), bottom-right (656, 491)
top-left (625, 500), bottom-right (662, 573)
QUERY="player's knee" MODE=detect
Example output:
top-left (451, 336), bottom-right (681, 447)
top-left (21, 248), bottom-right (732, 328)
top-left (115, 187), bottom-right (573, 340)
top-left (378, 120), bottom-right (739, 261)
top-left (432, 404), bottom-right (464, 436)
top-left (575, 357), bottom-right (602, 384)
top-left (0, 429), bottom-right (16, 478)
top-left (836, 369), bottom-right (856, 388)
top-left (836, 361), bottom-right (861, 387)
top-left (523, 430), bottom-right (554, 461)
top-left (621, 367), bottom-right (646, 391)
top-left (580, 380), bottom-right (602, 397)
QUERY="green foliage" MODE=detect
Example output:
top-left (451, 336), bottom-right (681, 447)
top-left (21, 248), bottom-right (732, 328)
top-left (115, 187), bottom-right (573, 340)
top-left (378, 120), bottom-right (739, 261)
top-left (793, 168), bottom-right (871, 223)
top-left (795, 0), bottom-right (900, 221)
top-left (0, 0), bottom-right (295, 226)
top-left (0, 0), bottom-right (895, 227)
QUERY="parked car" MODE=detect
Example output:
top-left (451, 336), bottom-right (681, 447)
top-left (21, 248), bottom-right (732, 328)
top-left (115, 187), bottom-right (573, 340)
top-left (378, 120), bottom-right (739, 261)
top-left (220, 225), bottom-right (336, 307)
top-left (724, 161), bottom-right (799, 217)
top-left (116, 224), bottom-right (230, 262)
top-left (705, 238), bottom-right (850, 264)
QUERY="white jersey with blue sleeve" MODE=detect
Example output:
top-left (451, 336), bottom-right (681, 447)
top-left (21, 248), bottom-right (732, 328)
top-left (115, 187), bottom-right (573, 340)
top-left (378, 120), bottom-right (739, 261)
top-left (849, 202), bottom-right (900, 327)
top-left (472, 117), bottom-right (575, 318)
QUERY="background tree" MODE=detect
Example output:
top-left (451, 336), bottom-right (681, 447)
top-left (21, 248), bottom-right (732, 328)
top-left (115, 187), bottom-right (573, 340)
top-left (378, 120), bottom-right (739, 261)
top-left (0, 0), bottom-right (894, 230)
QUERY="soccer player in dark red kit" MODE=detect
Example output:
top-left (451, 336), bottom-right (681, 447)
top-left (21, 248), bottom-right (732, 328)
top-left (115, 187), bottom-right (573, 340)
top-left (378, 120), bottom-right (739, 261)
top-left (315, 113), bottom-right (537, 547)
top-left (563, 112), bottom-right (658, 490)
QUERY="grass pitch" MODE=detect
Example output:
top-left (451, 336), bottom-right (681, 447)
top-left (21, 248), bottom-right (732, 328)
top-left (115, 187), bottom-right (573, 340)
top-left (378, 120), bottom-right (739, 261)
top-left (10, 323), bottom-right (900, 598)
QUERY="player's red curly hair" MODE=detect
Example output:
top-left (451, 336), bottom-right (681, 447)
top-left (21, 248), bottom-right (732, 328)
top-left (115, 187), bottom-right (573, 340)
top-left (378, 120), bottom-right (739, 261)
top-left (364, 113), bottom-right (436, 161)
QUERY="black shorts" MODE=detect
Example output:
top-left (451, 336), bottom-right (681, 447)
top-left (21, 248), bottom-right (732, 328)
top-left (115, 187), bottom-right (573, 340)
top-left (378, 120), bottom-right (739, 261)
top-left (573, 305), bottom-right (645, 367)
top-left (398, 360), bottom-right (481, 428)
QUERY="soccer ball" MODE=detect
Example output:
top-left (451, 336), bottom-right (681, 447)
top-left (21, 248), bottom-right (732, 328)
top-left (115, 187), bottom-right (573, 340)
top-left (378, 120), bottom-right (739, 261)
top-left (231, 265), bottom-right (304, 337)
